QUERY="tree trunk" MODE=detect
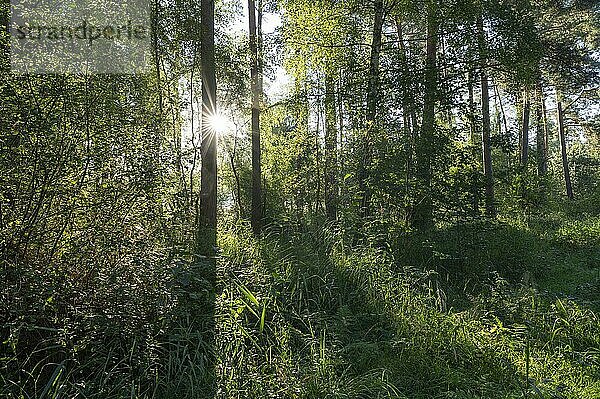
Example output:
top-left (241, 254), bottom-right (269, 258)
top-left (557, 99), bottom-right (574, 199)
top-left (413, 1), bottom-right (438, 230)
top-left (477, 15), bottom-right (495, 217)
top-left (229, 131), bottom-right (244, 218)
top-left (358, 0), bottom-right (384, 218)
top-left (467, 70), bottom-right (480, 215)
top-left (314, 105), bottom-right (322, 214)
top-left (494, 81), bottom-right (509, 140)
top-left (395, 18), bottom-right (416, 214)
top-left (324, 74), bottom-right (338, 221)
top-left (440, 26), bottom-right (453, 126)
top-left (257, 0), bottom-right (264, 96)
top-left (521, 90), bottom-right (530, 167)
top-left (536, 84), bottom-right (548, 175)
top-left (199, 0), bottom-right (217, 255)
top-left (467, 71), bottom-right (476, 144)
top-left (338, 76), bottom-right (345, 169)
top-left (249, 0), bottom-right (263, 234)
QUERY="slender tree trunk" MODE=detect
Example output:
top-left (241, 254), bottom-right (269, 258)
top-left (199, 0), bottom-right (217, 254)
top-left (257, 0), bottom-right (265, 220)
top-left (294, 82), bottom-right (309, 224)
top-left (537, 82), bottom-right (549, 175)
top-left (396, 18), bottom-right (416, 213)
top-left (295, 144), bottom-right (303, 223)
top-left (324, 74), bottom-right (338, 221)
top-left (249, 0), bottom-right (263, 234)
top-left (440, 26), bottom-right (453, 126)
top-left (257, 0), bottom-right (263, 96)
top-left (521, 90), bottom-right (530, 167)
top-left (413, 0), bottom-right (438, 230)
top-left (494, 80), bottom-right (509, 139)
top-left (338, 76), bottom-right (344, 168)
top-left (557, 98), bottom-right (574, 199)
top-left (315, 105), bottom-right (322, 214)
top-left (477, 15), bottom-right (495, 217)
top-left (536, 84), bottom-right (547, 176)
top-left (535, 91), bottom-right (546, 176)
top-left (229, 130), bottom-right (244, 218)
top-left (338, 76), bottom-right (347, 207)
top-left (358, 0), bottom-right (384, 218)
top-left (467, 70), bottom-right (480, 215)
top-left (467, 71), bottom-right (476, 144)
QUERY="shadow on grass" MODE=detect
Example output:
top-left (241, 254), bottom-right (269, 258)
top-left (152, 251), bottom-right (218, 399)
top-left (217, 225), bottom-right (533, 397)
top-left (216, 217), bottom-right (600, 398)
top-left (285, 230), bottom-right (525, 398)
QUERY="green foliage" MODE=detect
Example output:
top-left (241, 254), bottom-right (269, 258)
top-left (1, 0), bottom-right (600, 396)
top-left (210, 220), bottom-right (600, 398)
top-left (506, 169), bottom-right (549, 218)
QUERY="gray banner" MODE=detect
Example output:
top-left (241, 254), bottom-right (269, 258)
top-left (10, 0), bottom-right (152, 74)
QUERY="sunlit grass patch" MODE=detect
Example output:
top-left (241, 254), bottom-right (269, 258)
top-left (213, 222), bottom-right (600, 398)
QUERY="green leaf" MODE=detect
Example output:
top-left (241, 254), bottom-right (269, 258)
top-left (259, 301), bottom-right (267, 334)
top-left (238, 283), bottom-right (260, 307)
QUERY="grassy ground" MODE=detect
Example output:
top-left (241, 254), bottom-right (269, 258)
top-left (211, 216), bottom-right (600, 398)
top-left (2, 213), bottom-right (599, 398)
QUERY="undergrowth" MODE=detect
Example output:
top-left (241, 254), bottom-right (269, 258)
top-left (213, 218), bottom-right (600, 398)
top-left (2, 215), bottom-right (599, 398)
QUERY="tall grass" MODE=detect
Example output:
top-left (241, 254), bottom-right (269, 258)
top-left (2, 215), bottom-right (599, 398)
top-left (211, 220), bottom-right (600, 398)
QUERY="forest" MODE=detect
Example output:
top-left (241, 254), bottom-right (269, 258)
top-left (1, 0), bottom-right (600, 397)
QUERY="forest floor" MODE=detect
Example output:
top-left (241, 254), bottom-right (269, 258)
top-left (3, 210), bottom-right (600, 398)
top-left (205, 212), bottom-right (600, 398)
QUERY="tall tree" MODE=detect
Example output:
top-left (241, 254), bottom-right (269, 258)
top-left (467, 69), bottom-right (481, 215)
top-left (413, 0), bottom-right (438, 229)
top-left (536, 83), bottom-right (549, 175)
top-left (324, 74), bottom-right (338, 221)
top-left (358, 0), bottom-right (384, 218)
top-left (395, 16), bottom-right (418, 213)
top-left (249, 0), bottom-right (263, 234)
top-left (199, 0), bottom-right (218, 253)
top-left (557, 96), bottom-right (574, 200)
top-left (520, 90), bottom-right (531, 167)
top-left (467, 71), bottom-right (477, 144)
top-left (478, 14), bottom-right (495, 217)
